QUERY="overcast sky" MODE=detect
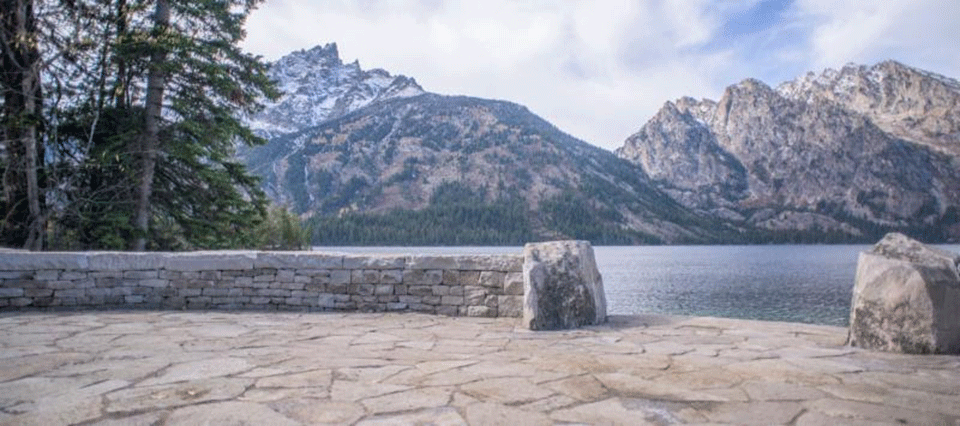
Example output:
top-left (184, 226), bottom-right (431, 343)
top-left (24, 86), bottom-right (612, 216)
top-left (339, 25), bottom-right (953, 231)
top-left (241, 0), bottom-right (960, 151)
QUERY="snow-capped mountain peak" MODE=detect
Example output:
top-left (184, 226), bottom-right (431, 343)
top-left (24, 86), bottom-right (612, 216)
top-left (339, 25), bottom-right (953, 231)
top-left (775, 60), bottom-right (960, 152)
top-left (248, 43), bottom-right (425, 138)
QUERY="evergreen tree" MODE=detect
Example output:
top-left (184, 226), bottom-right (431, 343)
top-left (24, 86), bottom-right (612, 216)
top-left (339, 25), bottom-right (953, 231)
top-left (2, 0), bottom-right (100, 249)
top-left (116, 0), bottom-right (278, 250)
top-left (131, 0), bottom-right (170, 251)
top-left (0, 0), bottom-right (44, 249)
top-left (254, 205), bottom-right (311, 250)
top-left (3, 0), bottom-right (278, 250)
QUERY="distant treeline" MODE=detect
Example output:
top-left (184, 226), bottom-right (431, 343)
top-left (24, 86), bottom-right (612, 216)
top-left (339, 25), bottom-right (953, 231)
top-left (311, 182), bottom-right (663, 246)
top-left (307, 183), bottom-right (942, 246)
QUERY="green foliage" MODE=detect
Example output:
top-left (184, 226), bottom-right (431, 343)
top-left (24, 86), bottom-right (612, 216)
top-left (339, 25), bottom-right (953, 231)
top-left (252, 205), bottom-right (311, 250)
top-left (384, 157), bottom-right (419, 186)
top-left (149, 122), bottom-right (269, 250)
top-left (48, 106), bottom-right (140, 250)
top-left (539, 191), bottom-right (655, 245)
top-left (429, 181), bottom-right (485, 205)
top-left (284, 154), bottom-right (309, 213)
top-left (34, 0), bottom-right (279, 250)
top-left (319, 177), bottom-right (370, 215)
top-left (310, 182), bottom-right (534, 245)
top-left (50, 102), bottom-right (272, 250)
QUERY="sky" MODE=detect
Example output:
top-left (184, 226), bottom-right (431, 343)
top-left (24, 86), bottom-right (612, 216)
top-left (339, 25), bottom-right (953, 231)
top-left (241, 0), bottom-right (960, 151)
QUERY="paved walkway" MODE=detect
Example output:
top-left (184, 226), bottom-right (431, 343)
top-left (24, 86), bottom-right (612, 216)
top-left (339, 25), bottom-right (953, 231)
top-left (0, 311), bottom-right (958, 425)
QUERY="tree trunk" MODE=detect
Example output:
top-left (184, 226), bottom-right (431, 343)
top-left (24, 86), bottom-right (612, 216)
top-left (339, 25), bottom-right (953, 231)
top-left (131, 0), bottom-right (170, 251)
top-left (0, 0), bottom-right (44, 250)
top-left (110, 0), bottom-right (129, 109)
top-left (22, 61), bottom-right (41, 251)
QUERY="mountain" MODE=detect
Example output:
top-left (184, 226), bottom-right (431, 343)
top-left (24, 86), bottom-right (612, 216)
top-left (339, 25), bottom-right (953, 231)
top-left (617, 61), bottom-right (960, 242)
top-left (777, 61), bottom-right (960, 156)
top-left (247, 43), bottom-right (425, 138)
top-left (244, 45), bottom-right (734, 245)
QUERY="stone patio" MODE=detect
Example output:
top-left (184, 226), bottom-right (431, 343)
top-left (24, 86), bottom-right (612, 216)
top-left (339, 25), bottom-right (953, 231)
top-left (1, 311), bottom-right (958, 425)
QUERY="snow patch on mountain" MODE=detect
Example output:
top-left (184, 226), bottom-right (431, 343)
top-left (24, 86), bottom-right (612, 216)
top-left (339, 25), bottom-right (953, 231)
top-left (248, 43), bottom-right (425, 137)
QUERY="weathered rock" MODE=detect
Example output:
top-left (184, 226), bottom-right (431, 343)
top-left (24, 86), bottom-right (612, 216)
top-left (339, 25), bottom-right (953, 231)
top-left (255, 252), bottom-right (343, 269)
top-left (343, 254), bottom-right (405, 270)
top-left (88, 253), bottom-right (167, 271)
top-left (848, 233), bottom-right (960, 354)
top-left (617, 61), bottom-right (960, 242)
top-left (522, 240), bottom-right (607, 330)
top-left (497, 295), bottom-right (522, 318)
top-left (165, 252), bottom-right (256, 271)
top-left (0, 253), bottom-right (89, 270)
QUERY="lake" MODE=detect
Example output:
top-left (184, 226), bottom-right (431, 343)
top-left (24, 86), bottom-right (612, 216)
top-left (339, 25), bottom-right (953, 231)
top-left (314, 244), bottom-right (960, 327)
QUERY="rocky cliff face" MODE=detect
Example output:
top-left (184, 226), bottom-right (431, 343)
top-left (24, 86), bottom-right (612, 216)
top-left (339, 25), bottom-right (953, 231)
top-left (247, 43), bottom-right (425, 138)
top-left (243, 45), bottom-right (729, 244)
top-left (778, 61), bottom-right (960, 155)
top-left (617, 62), bottom-right (960, 242)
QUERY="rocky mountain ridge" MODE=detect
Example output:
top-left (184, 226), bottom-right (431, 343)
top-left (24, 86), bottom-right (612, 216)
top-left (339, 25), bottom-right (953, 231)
top-left (245, 44), bottom-right (959, 243)
top-left (247, 43), bottom-right (425, 138)
top-left (243, 45), bottom-right (733, 244)
top-left (777, 61), bottom-right (960, 155)
top-left (617, 61), bottom-right (960, 242)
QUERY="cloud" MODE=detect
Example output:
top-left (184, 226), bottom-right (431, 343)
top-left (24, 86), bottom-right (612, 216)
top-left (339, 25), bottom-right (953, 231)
top-left (790, 0), bottom-right (960, 76)
top-left (241, 0), bottom-right (959, 150)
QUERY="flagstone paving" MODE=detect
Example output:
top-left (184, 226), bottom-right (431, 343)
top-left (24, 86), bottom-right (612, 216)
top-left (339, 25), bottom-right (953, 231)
top-left (1, 311), bottom-right (958, 425)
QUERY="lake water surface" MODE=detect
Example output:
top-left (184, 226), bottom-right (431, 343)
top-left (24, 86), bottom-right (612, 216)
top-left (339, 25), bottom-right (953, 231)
top-left (315, 244), bottom-right (960, 327)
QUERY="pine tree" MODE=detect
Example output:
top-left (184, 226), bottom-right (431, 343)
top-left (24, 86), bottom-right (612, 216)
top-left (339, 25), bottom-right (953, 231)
top-left (121, 0), bottom-right (277, 249)
top-left (130, 0), bottom-right (169, 251)
top-left (0, 0), bottom-right (43, 250)
top-left (46, 0), bottom-right (278, 250)
top-left (0, 0), bottom-right (281, 250)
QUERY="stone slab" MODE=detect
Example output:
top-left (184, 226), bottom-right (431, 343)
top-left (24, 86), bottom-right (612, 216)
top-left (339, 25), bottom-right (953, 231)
top-left (457, 255), bottom-right (523, 272)
top-left (0, 253), bottom-right (89, 271)
top-left (254, 252), bottom-right (343, 269)
top-left (87, 253), bottom-right (168, 271)
top-left (0, 312), bottom-right (957, 425)
top-left (342, 255), bottom-right (406, 270)
top-left (166, 401), bottom-right (300, 426)
top-left (406, 256), bottom-right (459, 270)
top-left (165, 252), bottom-right (256, 272)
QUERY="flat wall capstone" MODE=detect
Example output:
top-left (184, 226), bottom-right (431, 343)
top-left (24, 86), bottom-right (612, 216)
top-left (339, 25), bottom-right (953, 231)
top-left (0, 251), bottom-right (524, 317)
top-left (0, 253), bottom-right (90, 270)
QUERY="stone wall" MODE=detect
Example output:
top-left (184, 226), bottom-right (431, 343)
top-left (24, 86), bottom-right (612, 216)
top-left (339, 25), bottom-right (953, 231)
top-left (0, 251), bottom-right (524, 317)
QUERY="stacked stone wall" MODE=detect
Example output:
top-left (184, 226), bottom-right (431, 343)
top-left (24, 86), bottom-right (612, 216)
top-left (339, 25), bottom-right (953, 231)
top-left (0, 251), bottom-right (524, 317)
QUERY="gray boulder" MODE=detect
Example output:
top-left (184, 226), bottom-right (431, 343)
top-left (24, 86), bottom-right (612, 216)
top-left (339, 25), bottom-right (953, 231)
top-left (848, 233), bottom-right (960, 354)
top-left (522, 241), bottom-right (607, 330)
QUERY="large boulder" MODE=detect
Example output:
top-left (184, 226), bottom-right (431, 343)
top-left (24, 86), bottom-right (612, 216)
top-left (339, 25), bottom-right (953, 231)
top-left (848, 233), bottom-right (960, 354)
top-left (522, 241), bottom-right (607, 330)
